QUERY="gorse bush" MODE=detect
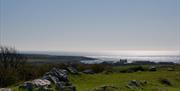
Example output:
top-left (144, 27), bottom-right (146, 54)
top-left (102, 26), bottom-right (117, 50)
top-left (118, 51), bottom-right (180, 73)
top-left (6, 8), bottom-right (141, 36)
top-left (0, 46), bottom-right (27, 87)
top-left (0, 46), bottom-right (53, 86)
top-left (0, 46), bottom-right (60, 87)
top-left (18, 64), bottom-right (53, 81)
top-left (115, 65), bottom-right (146, 73)
top-left (159, 78), bottom-right (172, 86)
top-left (0, 46), bottom-right (26, 69)
top-left (91, 64), bottom-right (109, 73)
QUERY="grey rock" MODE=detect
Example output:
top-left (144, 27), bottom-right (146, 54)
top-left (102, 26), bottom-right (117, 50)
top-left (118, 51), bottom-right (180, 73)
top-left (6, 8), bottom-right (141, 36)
top-left (126, 80), bottom-right (147, 89)
top-left (44, 75), bottom-right (59, 84)
top-left (67, 67), bottom-right (79, 74)
top-left (19, 68), bottom-right (76, 91)
top-left (128, 80), bottom-right (140, 87)
top-left (43, 68), bottom-right (76, 91)
top-left (32, 79), bottom-right (51, 87)
top-left (43, 68), bottom-right (69, 83)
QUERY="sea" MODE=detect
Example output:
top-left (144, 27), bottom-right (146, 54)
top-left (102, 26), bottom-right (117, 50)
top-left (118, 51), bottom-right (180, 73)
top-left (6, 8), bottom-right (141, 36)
top-left (23, 51), bottom-right (180, 64)
top-left (81, 55), bottom-right (180, 64)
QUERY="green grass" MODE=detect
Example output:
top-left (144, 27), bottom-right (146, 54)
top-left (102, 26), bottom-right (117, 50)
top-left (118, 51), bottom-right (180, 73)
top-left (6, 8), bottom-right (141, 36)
top-left (10, 65), bottom-right (180, 91)
top-left (69, 66), bottom-right (180, 91)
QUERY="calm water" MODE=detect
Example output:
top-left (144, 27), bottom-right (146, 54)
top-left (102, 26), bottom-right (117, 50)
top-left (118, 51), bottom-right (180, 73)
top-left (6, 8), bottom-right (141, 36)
top-left (82, 56), bottom-right (180, 64)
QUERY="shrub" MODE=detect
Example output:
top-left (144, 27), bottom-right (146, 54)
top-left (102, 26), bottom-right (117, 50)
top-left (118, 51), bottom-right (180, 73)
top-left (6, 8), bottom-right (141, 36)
top-left (0, 46), bottom-right (27, 87)
top-left (159, 78), bottom-right (172, 86)
top-left (117, 66), bottom-right (146, 73)
top-left (91, 64), bottom-right (105, 73)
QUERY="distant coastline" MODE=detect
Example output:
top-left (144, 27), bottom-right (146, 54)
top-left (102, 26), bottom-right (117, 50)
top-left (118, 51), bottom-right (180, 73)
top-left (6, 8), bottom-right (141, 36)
top-left (18, 51), bottom-right (180, 64)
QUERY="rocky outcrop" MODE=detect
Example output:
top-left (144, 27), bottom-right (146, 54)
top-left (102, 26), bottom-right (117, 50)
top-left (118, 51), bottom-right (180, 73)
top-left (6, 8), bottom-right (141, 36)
top-left (126, 80), bottom-right (147, 89)
top-left (19, 68), bottom-right (76, 91)
top-left (67, 67), bottom-right (79, 74)
top-left (43, 68), bottom-right (76, 91)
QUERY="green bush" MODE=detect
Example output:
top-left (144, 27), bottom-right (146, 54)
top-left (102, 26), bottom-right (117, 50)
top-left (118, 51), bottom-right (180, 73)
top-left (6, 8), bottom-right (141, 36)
top-left (159, 78), bottom-right (172, 86)
top-left (0, 46), bottom-right (27, 87)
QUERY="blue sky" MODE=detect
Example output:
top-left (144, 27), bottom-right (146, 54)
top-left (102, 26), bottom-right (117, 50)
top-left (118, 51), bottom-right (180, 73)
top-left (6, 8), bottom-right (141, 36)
top-left (0, 0), bottom-right (180, 54)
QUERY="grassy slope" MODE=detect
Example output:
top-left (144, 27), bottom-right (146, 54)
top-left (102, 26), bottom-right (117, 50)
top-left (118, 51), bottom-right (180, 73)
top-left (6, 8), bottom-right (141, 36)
top-left (10, 65), bottom-right (180, 91)
top-left (69, 66), bottom-right (180, 91)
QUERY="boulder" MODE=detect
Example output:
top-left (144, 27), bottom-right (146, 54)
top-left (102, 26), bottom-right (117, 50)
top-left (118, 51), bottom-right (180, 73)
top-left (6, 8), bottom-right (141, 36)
top-left (19, 68), bottom-right (76, 91)
top-left (32, 79), bottom-right (51, 87)
top-left (42, 68), bottom-right (69, 84)
top-left (126, 80), bottom-right (147, 89)
top-left (43, 68), bottom-right (76, 91)
top-left (67, 67), bottom-right (79, 74)
top-left (43, 75), bottom-right (58, 84)
top-left (127, 80), bottom-right (140, 88)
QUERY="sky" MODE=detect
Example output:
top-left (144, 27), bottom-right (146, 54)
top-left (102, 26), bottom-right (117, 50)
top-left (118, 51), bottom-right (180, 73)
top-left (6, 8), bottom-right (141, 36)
top-left (0, 0), bottom-right (180, 55)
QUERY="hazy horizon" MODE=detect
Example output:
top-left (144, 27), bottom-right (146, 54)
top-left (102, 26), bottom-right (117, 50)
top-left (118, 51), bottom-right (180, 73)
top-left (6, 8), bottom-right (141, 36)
top-left (0, 0), bottom-right (180, 54)
top-left (20, 50), bottom-right (180, 56)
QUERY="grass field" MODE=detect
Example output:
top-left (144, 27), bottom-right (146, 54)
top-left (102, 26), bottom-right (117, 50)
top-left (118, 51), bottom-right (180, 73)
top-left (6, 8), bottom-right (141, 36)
top-left (69, 65), bottom-right (180, 91)
top-left (10, 65), bottom-right (180, 91)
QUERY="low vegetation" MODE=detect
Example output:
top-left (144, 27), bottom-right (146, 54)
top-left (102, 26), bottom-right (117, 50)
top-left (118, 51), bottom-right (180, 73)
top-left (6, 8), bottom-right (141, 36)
top-left (8, 64), bottom-right (180, 91)
top-left (69, 66), bottom-right (180, 91)
top-left (1, 46), bottom-right (180, 91)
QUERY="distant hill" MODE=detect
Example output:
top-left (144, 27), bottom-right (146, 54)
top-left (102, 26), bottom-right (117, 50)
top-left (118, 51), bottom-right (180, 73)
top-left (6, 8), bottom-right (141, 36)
top-left (20, 53), bottom-right (96, 63)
